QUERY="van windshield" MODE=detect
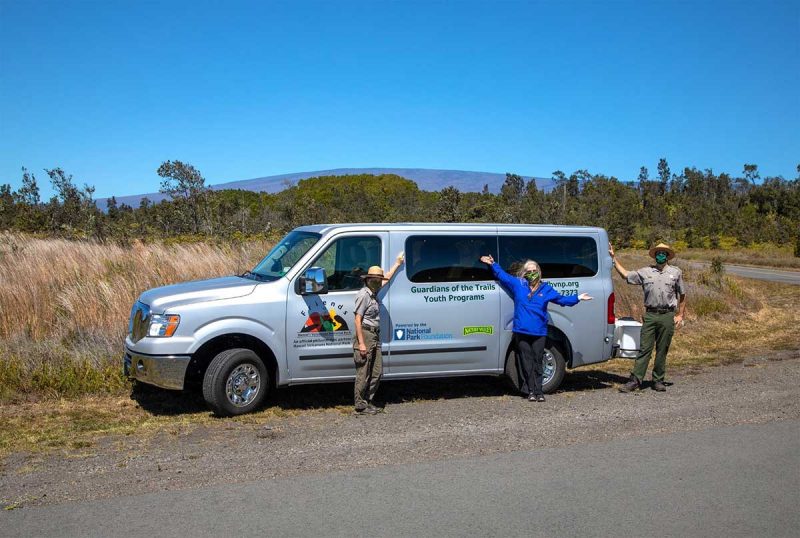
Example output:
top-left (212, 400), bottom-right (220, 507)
top-left (248, 231), bottom-right (321, 281)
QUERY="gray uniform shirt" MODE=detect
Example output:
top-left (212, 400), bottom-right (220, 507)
top-left (626, 265), bottom-right (686, 309)
top-left (354, 287), bottom-right (380, 327)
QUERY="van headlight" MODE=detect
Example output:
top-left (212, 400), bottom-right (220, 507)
top-left (148, 314), bottom-right (181, 337)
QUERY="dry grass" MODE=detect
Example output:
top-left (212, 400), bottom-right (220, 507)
top-left (594, 251), bottom-right (800, 376)
top-left (0, 233), bottom-right (271, 400)
top-left (0, 392), bottom-right (349, 458)
top-left (0, 239), bottom-right (798, 458)
top-left (679, 244), bottom-right (800, 269)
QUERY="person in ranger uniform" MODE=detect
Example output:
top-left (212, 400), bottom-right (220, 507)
top-left (609, 242), bottom-right (686, 392)
top-left (352, 253), bottom-right (404, 415)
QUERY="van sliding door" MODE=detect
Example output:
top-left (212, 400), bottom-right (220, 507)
top-left (498, 233), bottom-right (604, 367)
top-left (385, 233), bottom-right (502, 376)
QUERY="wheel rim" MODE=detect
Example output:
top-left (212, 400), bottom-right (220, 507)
top-left (225, 363), bottom-right (261, 407)
top-left (542, 349), bottom-right (556, 386)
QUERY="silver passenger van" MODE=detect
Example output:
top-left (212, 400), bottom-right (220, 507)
top-left (125, 224), bottom-right (619, 415)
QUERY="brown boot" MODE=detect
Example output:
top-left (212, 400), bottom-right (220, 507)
top-left (652, 380), bottom-right (666, 392)
top-left (618, 376), bottom-right (640, 393)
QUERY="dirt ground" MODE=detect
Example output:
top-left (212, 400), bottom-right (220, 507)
top-left (2, 349), bottom-right (798, 510)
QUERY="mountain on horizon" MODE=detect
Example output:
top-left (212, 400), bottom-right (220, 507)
top-left (99, 168), bottom-right (555, 208)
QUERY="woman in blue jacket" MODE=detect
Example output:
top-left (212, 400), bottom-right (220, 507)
top-left (480, 255), bottom-right (592, 401)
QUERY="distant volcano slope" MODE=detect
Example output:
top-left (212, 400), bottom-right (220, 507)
top-left (99, 168), bottom-right (554, 208)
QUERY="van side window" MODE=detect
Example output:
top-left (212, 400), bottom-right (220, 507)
top-left (405, 236), bottom-right (498, 283)
top-left (499, 236), bottom-right (598, 278)
top-left (311, 236), bottom-right (382, 291)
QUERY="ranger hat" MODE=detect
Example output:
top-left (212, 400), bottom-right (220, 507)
top-left (648, 242), bottom-right (676, 261)
top-left (361, 266), bottom-right (389, 280)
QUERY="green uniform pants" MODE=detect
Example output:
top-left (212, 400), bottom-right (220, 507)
top-left (353, 327), bottom-right (382, 410)
top-left (632, 311), bottom-right (675, 383)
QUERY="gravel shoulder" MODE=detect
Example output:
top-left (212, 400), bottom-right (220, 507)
top-left (2, 350), bottom-right (799, 509)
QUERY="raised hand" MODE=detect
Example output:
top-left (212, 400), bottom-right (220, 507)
top-left (480, 255), bottom-right (495, 265)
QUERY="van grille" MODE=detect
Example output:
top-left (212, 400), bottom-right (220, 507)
top-left (129, 302), bottom-right (151, 343)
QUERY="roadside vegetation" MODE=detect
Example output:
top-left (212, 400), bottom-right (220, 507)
top-left (1, 159), bottom-right (799, 458)
top-left (2, 160), bottom-right (799, 253)
top-left (678, 244), bottom-right (800, 270)
top-left (1, 235), bottom-right (799, 459)
top-left (0, 233), bottom-right (270, 401)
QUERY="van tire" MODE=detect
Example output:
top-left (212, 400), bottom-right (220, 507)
top-left (541, 345), bottom-right (566, 394)
top-left (202, 348), bottom-right (270, 417)
top-left (504, 343), bottom-right (566, 395)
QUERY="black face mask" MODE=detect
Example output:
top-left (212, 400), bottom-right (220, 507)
top-left (367, 280), bottom-right (381, 293)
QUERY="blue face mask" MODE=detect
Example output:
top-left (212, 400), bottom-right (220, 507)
top-left (655, 252), bottom-right (668, 264)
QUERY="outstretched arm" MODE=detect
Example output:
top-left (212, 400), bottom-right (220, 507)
top-left (549, 288), bottom-right (593, 307)
top-left (480, 255), bottom-right (517, 289)
top-left (609, 243), bottom-right (631, 279)
top-left (382, 251), bottom-right (405, 285)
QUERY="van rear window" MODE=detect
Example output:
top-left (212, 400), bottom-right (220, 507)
top-left (405, 236), bottom-right (498, 283)
top-left (499, 236), bottom-right (598, 278)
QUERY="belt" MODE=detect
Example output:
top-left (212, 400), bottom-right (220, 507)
top-left (646, 307), bottom-right (675, 314)
top-left (362, 324), bottom-right (380, 333)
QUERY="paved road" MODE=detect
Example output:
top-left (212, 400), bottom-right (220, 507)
top-left (690, 261), bottom-right (800, 285)
top-left (723, 264), bottom-right (800, 284)
top-left (3, 420), bottom-right (798, 538)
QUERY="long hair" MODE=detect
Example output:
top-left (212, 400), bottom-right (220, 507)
top-left (517, 259), bottom-right (541, 299)
top-left (515, 259), bottom-right (540, 278)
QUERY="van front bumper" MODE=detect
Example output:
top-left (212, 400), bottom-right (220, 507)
top-left (124, 349), bottom-right (191, 390)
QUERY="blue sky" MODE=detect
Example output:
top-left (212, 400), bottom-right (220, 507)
top-left (1, 0), bottom-right (798, 198)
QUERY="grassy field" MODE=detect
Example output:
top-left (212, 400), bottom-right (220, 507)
top-left (0, 235), bottom-right (798, 458)
top-left (0, 233), bottom-right (271, 401)
top-left (678, 244), bottom-right (800, 270)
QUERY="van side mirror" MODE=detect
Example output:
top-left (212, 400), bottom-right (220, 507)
top-left (299, 267), bottom-right (328, 295)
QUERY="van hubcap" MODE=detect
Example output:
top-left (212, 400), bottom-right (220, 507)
top-left (225, 364), bottom-right (260, 407)
top-left (542, 349), bottom-right (556, 385)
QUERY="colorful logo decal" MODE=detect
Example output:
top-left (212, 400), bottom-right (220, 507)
top-left (463, 326), bottom-right (494, 336)
top-left (301, 308), bottom-right (349, 333)
top-left (299, 299), bottom-right (350, 333)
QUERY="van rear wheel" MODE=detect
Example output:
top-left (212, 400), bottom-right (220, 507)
top-left (504, 344), bottom-right (566, 395)
top-left (202, 348), bottom-right (270, 416)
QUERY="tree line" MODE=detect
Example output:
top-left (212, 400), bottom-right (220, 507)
top-left (1, 159), bottom-right (799, 254)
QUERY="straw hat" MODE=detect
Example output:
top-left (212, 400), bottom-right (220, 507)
top-left (648, 242), bottom-right (675, 260)
top-left (361, 266), bottom-right (389, 280)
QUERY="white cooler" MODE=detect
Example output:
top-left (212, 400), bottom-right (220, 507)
top-left (614, 317), bottom-right (643, 358)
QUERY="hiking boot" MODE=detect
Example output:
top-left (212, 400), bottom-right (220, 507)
top-left (618, 376), bottom-right (640, 393)
top-left (652, 380), bottom-right (667, 392)
top-left (355, 406), bottom-right (378, 415)
top-left (366, 403), bottom-right (384, 414)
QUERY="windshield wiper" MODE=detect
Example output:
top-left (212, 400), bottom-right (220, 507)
top-left (240, 270), bottom-right (274, 282)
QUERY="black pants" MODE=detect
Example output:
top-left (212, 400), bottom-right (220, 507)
top-left (515, 333), bottom-right (547, 396)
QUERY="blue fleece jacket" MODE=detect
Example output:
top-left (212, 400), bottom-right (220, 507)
top-left (491, 262), bottom-right (580, 336)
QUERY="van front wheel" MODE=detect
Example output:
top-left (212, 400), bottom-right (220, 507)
top-left (202, 348), bottom-right (270, 416)
top-left (505, 344), bottom-right (566, 395)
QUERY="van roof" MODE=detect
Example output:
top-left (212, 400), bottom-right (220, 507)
top-left (295, 223), bottom-right (607, 235)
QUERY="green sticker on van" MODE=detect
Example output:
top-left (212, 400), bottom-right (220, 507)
top-left (463, 326), bottom-right (494, 336)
